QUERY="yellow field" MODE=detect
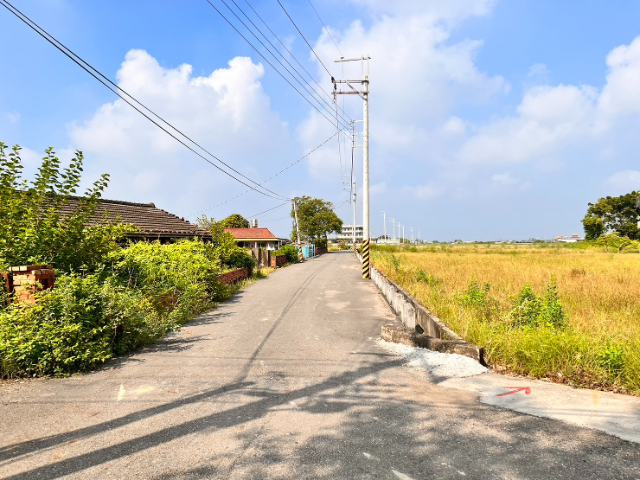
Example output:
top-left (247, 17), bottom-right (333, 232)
top-left (371, 244), bottom-right (640, 394)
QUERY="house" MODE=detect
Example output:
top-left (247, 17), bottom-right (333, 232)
top-left (554, 234), bottom-right (583, 243)
top-left (59, 196), bottom-right (210, 241)
top-left (225, 227), bottom-right (280, 249)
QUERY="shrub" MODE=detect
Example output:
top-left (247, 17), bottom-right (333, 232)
top-left (0, 143), bottom-right (134, 272)
top-left (337, 241), bottom-right (349, 250)
top-left (274, 244), bottom-right (299, 264)
top-left (507, 277), bottom-right (566, 328)
top-left (416, 269), bottom-right (441, 287)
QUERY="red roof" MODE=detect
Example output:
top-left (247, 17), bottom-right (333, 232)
top-left (225, 228), bottom-right (278, 240)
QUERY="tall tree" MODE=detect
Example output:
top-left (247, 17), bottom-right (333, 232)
top-left (290, 196), bottom-right (343, 245)
top-left (582, 191), bottom-right (639, 240)
top-left (220, 214), bottom-right (250, 229)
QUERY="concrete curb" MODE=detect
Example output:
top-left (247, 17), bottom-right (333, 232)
top-left (381, 323), bottom-right (485, 364)
top-left (359, 251), bottom-right (485, 364)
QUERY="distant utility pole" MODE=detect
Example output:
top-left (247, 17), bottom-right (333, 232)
top-left (403, 225), bottom-right (405, 244)
top-left (411, 227), bottom-right (414, 244)
top-left (381, 211), bottom-right (387, 243)
top-left (397, 223), bottom-right (402, 243)
top-left (390, 217), bottom-right (396, 242)
top-left (334, 55), bottom-right (371, 279)
top-left (293, 199), bottom-right (304, 262)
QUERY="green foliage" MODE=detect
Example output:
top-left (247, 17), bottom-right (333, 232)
top-left (290, 196), bottom-right (343, 244)
top-left (390, 254), bottom-right (401, 273)
top-left (219, 213), bottom-right (250, 229)
top-left (598, 345), bottom-right (625, 376)
top-left (194, 215), bottom-right (255, 270)
top-left (460, 279), bottom-right (491, 308)
top-left (274, 244), bottom-right (299, 264)
top-left (595, 232), bottom-right (639, 252)
top-left (337, 241), bottom-right (349, 250)
top-left (0, 143), bottom-right (134, 272)
top-left (0, 240), bottom-right (235, 378)
top-left (582, 191), bottom-right (639, 240)
top-left (507, 277), bottom-right (566, 328)
top-left (416, 269), bottom-right (441, 287)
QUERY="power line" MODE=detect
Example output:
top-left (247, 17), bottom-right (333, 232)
top-left (307, 0), bottom-right (343, 57)
top-left (0, 0), bottom-right (291, 202)
top-left (242, 0), bottom-right (351, 123)
top-left (219, 0), bottom-right (352, 130)
top-left (246, 201), bottom-right (289, 219)
top-left (276, 0), bottom-right (334, 79)
top-left (205, 0), bottom-right (351, 134)
top-left (193, 131), bottom-right (339, 216)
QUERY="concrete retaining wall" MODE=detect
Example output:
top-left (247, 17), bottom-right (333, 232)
top-left (359, 252), bottom-right (485, 364)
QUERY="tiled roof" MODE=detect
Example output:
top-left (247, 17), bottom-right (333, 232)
top-left (57, 196), bottom-right (210, 238)
top-left (225, 228), bottom-right (277, 240)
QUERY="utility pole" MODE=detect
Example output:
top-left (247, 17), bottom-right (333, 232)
top-left (403, 225), bottom-right (405, 244)
top-left (390, 217), bottom-right (395, 243)
top-left (411, 227), bottom-right (414, 244)
top-left (334, 55), bottom-right (371, 279)
top-left (397, 223), bottom-right (402, 244)
top-left (293, 199), bottom-right (304, 262)
top-left (381, 211), bottom-right (387, 243)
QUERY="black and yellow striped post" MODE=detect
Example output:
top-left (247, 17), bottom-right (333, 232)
top-left (362, 239), bottom-right (370, 279)
top-left (297, 244), bottom-right (305, 263)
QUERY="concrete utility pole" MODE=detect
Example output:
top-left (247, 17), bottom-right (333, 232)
top-left (397, 223), bottom-right (402, 244)
top-left (390, 217), bottom-right (396, 243)
top-left (334, 55), bottom-right (371, 279)
top-left (411, 227), bottom-right (414, 244)
top-left (403, 225), bottom-right (405, 244)
top-left (381, 211), bottom-right (387, 243)
top-left (352, 177), bottom-right (357, 249)
top-left (293, 199), bottom-right (304, 262)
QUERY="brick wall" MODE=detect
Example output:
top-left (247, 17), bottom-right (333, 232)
top-left (270, 255), bottom-right (287, 268)
top-left (218, 267), bottom-right (250, 285)
top-left (4, 265), bottom-right (55, 305)
top-left (315, 247), bottom-right (328, 256)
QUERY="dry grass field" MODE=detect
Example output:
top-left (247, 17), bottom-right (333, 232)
top-left (371, 243), bottom-right (640, 394)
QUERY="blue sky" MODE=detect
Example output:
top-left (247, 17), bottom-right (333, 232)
top-left (2, 0), bottom-right (640, 240)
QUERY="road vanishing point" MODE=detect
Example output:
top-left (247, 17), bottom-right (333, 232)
top-left (1, 252), bottom-right (639, 479)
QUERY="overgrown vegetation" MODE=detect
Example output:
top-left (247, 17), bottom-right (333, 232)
top-left (371, 243), bottom-right (640, 395)
top-left (274, 244), bottom-right (299, 264)
top-left (0, 144), bottom-right (260, 378)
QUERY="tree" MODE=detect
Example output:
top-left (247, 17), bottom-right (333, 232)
top-left (582, 191), bottom-right (639, 240)
top-left (0, 143), bottom-right (134, 272)
top-left (220, 214), bottom-right (250, 229)
top-left (290, 196), bottom-right (343, 246)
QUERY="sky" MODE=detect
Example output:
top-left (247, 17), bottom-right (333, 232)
top-left (2, 0), bottom-right (640, 241)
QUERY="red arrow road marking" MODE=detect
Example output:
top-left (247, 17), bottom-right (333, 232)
top-left (496, 386), bottom-right (531, 397)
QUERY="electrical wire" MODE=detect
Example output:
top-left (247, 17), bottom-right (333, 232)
top-left (242, 0), bottom-right (351, 123)
top-left (246, 201), bottom-right (289, 219)
top-left (306, 0), bottom-right (343, 57)
top-left (0, 0), bottom-right (291, 202)
top-left (219, 0), bottom-right (352, 130)
top-left (193, 131), bottom-right (338, 216)
top-left (205, 0), bottom-right (351, 135)
top-left (276, 0), bottom-right (334, 79)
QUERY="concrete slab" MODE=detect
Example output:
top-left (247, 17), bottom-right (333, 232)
top-left (440, 372), bottom-right (640, 443)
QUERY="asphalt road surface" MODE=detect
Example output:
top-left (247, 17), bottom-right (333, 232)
top-left (1, 252), bottom-right (639, 479)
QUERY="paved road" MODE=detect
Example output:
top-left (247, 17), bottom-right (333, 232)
top-left (1, 252), bottom-right (639, 479)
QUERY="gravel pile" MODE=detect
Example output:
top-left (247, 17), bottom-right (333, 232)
top-left (375, 339), bottom-right (488, 379)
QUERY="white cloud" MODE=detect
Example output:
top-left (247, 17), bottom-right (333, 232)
top-left (67, 50), bottom-right (292, 216)
top-left (6, 111), bottom-right (20, 124)
top-left (605, 170), bottom-right (640, 194)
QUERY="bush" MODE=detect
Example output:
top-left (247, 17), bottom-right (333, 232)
top-left (0, 143), bottom-right (134, 272)
top-left (337, 241), bottom-right (349, 250)
top-left (274, 244), bottom-right (299, 264)
top-left (0, 240), bottom-right (233, 378)
top-left (507, 277), bottom-right (566, 328)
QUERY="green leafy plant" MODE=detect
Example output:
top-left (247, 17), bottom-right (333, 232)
top-left (507, 277), bottom-right (566, 328)
top-left (274, 244), bottom-right (299, 264)
top-left (0, 143), bottom-right (134, 272)
top-left (416, 269), bottom-right (441, 287)
top-left (598, 345), bottom-right (625, 376)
